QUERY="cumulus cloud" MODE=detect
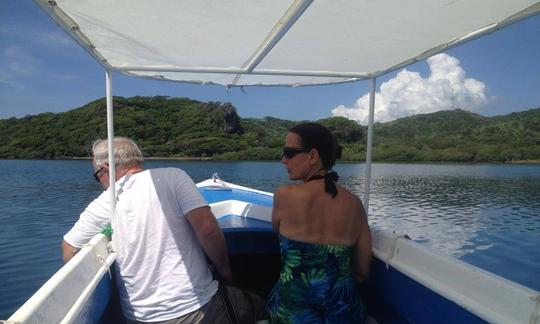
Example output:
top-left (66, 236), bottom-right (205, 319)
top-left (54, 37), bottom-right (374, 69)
top-left (331, 53), bottom-right (488, 124)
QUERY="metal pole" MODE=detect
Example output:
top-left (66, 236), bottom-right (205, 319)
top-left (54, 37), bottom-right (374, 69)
top-left (105, 69), bottom-right (116, 214)
top-left (363, 77), bottom-right (376, 215)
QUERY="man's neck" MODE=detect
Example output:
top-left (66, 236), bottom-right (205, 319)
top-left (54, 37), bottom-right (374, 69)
top-left (117, 164), bottom-right (144, 180)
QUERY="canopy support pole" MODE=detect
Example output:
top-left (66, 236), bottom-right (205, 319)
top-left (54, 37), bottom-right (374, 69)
top-left (363, 77), bottom-right (376, 215)
top-left (105, 69), bottom-right (116, 214)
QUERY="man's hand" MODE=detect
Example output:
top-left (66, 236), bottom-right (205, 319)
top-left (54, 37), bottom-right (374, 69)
top-left (62, 240), bottom-right (79, 263)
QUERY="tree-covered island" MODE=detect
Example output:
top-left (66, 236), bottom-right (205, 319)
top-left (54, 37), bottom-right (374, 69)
top-left (1, 96), bottom-right (539, 162)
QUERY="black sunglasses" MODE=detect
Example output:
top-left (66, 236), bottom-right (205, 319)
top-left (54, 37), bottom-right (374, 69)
top-left (283, 147), bottom-right (309, 159)
top-left (93, 167), bottom-right (104, 183)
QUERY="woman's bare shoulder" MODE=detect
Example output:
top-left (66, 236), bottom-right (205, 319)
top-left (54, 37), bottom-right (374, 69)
top-left (275, 183), bottom-right (305, 196)
top-left (274, 183), bottom-right (311, 206)
top-left (338, 185), bottom-right (366, 214)
top-left (274, 184), bottom-right (295, 203)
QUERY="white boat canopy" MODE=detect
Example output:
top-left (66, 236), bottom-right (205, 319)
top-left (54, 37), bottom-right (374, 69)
top-left (37, 0), bottom-right (540, 87)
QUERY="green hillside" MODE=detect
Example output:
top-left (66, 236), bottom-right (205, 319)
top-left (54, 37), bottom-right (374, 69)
top-left (0, 96), bottom-right (363, 160)
top-left (373, 109), bottom-right (540, 162)
top-left (0, 96), bottom-right (538, 162)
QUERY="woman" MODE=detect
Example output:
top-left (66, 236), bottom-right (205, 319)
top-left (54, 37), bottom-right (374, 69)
top-left (267, 123), bottom-right (372, 323)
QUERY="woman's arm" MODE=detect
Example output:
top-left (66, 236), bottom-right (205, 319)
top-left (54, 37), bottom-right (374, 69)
top-left (352, 204), bottom-right (372, 283)
top-left (272, 186), bottom-right (287, 233)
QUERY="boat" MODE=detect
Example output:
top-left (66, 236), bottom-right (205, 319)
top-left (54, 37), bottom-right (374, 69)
top-left (7, 0), bottom-right (540, 323)
top-left (8, 175), bottom-right (540, 323)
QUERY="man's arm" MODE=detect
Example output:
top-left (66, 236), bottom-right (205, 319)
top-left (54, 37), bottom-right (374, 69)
top-left (185, 206), bottom-right (233, 284)
top-left (62, 190), bottom-right (112, 263)
top-left (62, 240), bottom-right (80, 263)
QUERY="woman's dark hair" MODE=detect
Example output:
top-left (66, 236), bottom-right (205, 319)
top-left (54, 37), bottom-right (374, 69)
top-left (289, 122), bottom-right (342, 170)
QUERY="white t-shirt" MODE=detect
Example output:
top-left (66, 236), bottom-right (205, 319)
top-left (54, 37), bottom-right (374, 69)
top-left (64, 168), bottom-right (217, 322)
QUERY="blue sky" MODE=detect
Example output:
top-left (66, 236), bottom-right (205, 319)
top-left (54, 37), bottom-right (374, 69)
top-left (1, 0), bottom-right (539, 123)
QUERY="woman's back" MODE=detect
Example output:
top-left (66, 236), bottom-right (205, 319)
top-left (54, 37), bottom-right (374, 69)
top-left (276, 180), bottom-right (364, 246)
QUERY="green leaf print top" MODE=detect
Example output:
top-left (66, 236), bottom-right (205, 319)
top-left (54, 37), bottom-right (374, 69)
top-left (266, 234), bottom-right (365, 323)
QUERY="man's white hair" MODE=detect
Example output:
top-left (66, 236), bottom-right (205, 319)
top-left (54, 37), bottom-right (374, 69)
top-left (92, 137), bottom-right (144, 169)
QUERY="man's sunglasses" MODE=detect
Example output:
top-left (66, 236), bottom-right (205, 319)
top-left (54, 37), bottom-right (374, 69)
top-left (93, 167), bottom-right (104, 183)
top-left (283, 147), bottom-right (309, 159)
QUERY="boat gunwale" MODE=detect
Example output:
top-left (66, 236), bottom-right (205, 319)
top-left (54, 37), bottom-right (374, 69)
top-left (8, 234), bottom-right (115, 323)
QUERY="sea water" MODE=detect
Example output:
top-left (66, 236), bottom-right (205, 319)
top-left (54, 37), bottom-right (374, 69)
top-left (0, 160), bottom-right (539, 318)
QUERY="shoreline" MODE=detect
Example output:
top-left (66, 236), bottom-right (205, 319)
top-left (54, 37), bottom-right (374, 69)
top-left (504, 159), bottom-right (540, 164)
top-left (71, 156), bottom-right (214, 161)
top-left (3, 157), bottom-right (540, 164)
top-left (145, 156), bottom-right (213, 161)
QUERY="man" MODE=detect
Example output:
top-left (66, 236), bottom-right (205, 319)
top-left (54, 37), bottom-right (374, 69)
top-left (63, 137), bottom-right (263, 323)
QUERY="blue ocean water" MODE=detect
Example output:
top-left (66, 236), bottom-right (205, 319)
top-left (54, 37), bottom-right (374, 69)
top-left (0, 160), bottom-right (539, 319)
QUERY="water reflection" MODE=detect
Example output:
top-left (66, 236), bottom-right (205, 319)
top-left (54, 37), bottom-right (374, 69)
top-left (376, 173), bottom-right (534, 245)
top-left (335, 163), bottom-right (540, 292)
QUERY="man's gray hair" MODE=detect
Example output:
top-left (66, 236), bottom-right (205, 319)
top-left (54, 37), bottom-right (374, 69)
top-left (92, 137), bottom-right (144, 169)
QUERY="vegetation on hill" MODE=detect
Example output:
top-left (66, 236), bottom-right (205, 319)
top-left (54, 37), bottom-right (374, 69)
top-left (373, 109), bottom-right (540, 162)
top-left (0, 96), bottom-right (538, 162)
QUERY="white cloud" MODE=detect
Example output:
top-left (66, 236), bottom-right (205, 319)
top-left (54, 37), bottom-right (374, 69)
top-left (331, 53), bottom-right (488, 125)
top-left (4, 46), bottom-right (38, 74)
top-left (1, 23), bottom-right (75, 49)
top-left (37, 31), bottom-right (74, 48)
top-left (0, 46), bottom-right (39, 90)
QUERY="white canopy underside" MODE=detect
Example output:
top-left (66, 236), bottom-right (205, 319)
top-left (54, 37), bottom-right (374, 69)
top-left (37, 0), bottom-right (540, 87)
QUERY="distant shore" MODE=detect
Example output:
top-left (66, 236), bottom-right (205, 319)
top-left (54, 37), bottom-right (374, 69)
top-left (58, 157), bottom-right (540, 164)
top-left (505, 159), bottom-right (540, 164)
top-left (72, 156), bottom-right (213, 161)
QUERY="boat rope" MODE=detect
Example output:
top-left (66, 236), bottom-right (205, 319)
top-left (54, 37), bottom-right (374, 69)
top-left (93, 241), bottom-right (114, 280)
top-left (530, 294), bottom-right (540, 324)
top-left (96, 254), bottom-right (112, 280)
top-left (385, 233), bottom-right (410, 270)
top-left (79, 238), bottom-right (114, 280)
top-left (107, 240), bottom-right (115, 254)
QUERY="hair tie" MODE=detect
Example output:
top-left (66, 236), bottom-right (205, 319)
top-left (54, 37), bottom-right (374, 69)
top-left (324, 171), bottom-right (339, 198)
top-left (307, 171), bottom-right (339, 198)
